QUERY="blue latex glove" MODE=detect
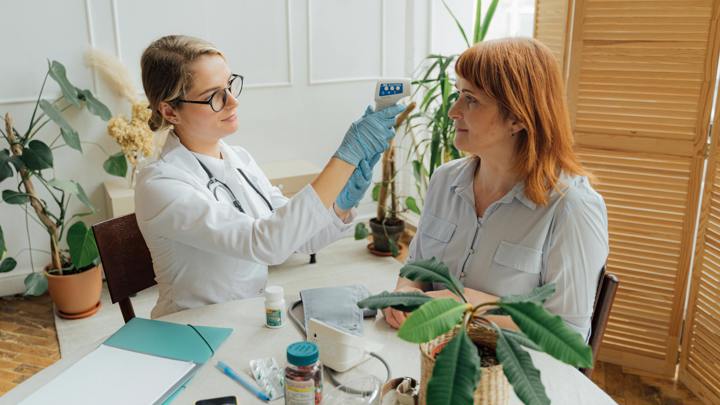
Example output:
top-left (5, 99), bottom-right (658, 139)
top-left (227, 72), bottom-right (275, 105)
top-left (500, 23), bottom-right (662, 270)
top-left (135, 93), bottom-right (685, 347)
top-left (333, 104), bottom-right (406, 166)
top-left (335, 153), bottom-right (382, 210)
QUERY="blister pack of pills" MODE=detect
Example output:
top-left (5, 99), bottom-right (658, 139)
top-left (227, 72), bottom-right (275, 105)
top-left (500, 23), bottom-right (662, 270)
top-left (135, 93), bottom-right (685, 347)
top-left (249, 357), bottom-right (284, 400)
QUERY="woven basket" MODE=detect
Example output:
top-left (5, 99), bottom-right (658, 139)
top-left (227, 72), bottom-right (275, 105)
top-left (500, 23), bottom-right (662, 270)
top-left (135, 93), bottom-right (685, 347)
top-left (418, 318), bottom-right (510, 405)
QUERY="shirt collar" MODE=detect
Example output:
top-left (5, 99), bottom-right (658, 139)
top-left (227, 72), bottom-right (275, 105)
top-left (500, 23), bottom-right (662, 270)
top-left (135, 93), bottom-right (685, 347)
top-left (449, 157), bottom-right (537, 210)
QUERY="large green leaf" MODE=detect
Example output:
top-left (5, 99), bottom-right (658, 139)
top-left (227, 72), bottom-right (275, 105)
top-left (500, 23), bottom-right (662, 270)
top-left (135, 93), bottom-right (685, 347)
top-left (67, 221), bottom-right (99, 269)
top-left (9, 156), bottom-right (24, 171)
top-left (0, 226), bottom-right (6, 257)
top-left (480, 0), bottom-right (500, 41)
top-left (61, 128), bottom-right (82, 152)
top-left (103, 152), bottom-right (127, 177)
top-left (412, 159), bottom-right (425, 185)
top-left (2, 190), bottom-right (30, 205)
top-left (47, 179), bottom-right (95, 212)
top-left (21, 140), bottom-right (53, 170)
top-left (405, 196), bottom-right (420, 215)
top-left (358, 290), bottom-right (433, 312)
top-left (500, 283), bottom-right (557, 305)
top-left (472, 0), bottom-right (483, 44)
top-left (499, 302), bottom-right (593, 368)
top-left (77, 88), bottom-right (111, 121)
top-left (24, 272), bottom-right (48, 296)
top-left (0, 149), bottom-right (13, 183)
top-left (426, 329), bottom-right (480, 405)
top-left (398, 298), bottom-right (469, 343)
top-left (39, 100), bottom-right (81, 152)
top-left (354, 222), bottom-right (368, 240)
top-left (388, 238), bottom-right (399, 257)
top-left (371, 182), bottom-right (381, 202)
top-left (48, 60), bottom-right (80, 107)
top-left (75, 183), bottom-right (95, 212)
top-left (441, 0), bottom-right (470, 48)
top-left (399, 258), bottom-right (465, 301)
top-left (496, 329), bottom-right (550, 405)
top-left (47, 178), bottom-right (77, 194)
top-left (503, 329), bottom-right (540, 351)
top-left (0, 257), bottom-right (17, 273)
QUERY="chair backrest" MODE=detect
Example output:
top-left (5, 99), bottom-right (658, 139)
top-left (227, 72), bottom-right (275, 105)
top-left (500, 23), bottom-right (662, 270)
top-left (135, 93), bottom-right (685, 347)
top-left (581, 267), bottom-right (619, 377)
top-left (92, 213), bottom-right (156, 323)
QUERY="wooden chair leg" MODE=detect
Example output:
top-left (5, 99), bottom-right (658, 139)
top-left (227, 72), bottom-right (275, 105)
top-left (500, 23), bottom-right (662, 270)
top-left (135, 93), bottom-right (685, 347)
top-left (119, 299), bottom-right (136, 324)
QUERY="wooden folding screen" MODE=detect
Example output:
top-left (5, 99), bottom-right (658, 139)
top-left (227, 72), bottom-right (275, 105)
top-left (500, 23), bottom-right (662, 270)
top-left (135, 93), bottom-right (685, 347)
top-left (534, 0), bottom-right (572, 74)
top-left (535, 0), bottom-right (720, 380)
top-left (679, 8), bottom-right (720, 397)
top-left (681, 111), bottom-right (720, 404)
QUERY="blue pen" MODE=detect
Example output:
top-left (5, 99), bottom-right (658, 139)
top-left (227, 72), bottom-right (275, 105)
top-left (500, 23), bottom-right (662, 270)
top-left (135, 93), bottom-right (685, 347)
top-left (216, 361), bottom-right (271, 402)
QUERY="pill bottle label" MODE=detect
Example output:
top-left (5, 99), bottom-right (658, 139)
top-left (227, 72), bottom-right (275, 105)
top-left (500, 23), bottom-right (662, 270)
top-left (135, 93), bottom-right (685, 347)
top-left (284, 378), bottom-right (315, 405)
top-left (265, 308), bottom-right (282, 328)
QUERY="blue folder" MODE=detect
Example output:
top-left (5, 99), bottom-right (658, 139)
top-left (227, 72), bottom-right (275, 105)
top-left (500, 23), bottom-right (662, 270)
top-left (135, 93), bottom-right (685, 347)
top-left (103, 317), bottom-right (233, 404)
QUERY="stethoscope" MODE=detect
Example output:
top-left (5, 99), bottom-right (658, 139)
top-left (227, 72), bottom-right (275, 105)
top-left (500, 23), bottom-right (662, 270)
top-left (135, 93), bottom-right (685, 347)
top-left (194, 157), bottom-right (273, 214)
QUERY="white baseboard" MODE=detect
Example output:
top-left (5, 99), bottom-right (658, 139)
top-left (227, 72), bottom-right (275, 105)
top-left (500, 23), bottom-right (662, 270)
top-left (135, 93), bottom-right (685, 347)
top-left (0, 271), bottom-right (30, 297)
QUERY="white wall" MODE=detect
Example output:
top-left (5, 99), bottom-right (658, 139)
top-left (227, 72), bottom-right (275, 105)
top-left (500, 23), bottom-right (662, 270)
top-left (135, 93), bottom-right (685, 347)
top-left (0, 0), bottom-right (534, 296)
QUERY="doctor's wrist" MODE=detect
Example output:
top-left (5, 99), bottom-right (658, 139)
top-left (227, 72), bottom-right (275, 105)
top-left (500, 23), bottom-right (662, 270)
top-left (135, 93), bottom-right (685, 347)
top-left (332, 202), bottom-right (353, 222)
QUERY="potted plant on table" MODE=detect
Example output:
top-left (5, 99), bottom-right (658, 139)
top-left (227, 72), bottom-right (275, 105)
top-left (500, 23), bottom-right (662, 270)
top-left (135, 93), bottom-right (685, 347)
top-left (358, 258), bottom-right (593, 405)
top-left (0, 60), bottom-right (114, 318)
top-left (353, 102), bottom-right (417, 257)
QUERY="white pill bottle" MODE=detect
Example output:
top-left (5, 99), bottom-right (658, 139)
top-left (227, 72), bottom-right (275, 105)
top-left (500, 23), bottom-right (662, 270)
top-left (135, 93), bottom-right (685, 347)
top-left (264, 285), bottom-right (285, 328)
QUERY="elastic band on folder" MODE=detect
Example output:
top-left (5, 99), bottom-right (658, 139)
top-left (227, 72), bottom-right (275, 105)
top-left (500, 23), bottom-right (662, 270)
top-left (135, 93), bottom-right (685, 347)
top-left (187, 324), bottom-right (214, 356)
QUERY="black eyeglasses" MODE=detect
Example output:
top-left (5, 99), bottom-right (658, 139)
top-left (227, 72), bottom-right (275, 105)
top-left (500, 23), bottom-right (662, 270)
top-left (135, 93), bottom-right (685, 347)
top-left (175, 74), bottom-right (244, 112)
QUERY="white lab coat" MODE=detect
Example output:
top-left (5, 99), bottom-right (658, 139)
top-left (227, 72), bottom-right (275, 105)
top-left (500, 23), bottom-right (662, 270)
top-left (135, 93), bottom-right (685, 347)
top-left (135, 132), bottom-right (355, 318)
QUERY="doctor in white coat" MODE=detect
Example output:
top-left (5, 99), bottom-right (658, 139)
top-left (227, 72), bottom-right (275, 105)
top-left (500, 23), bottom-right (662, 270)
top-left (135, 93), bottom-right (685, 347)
top-left (135, 35), bottom-right (404, 318)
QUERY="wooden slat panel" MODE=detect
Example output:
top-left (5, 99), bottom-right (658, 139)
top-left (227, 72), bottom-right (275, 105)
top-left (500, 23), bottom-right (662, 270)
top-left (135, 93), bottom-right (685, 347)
top-left (564, 0), bottom-right (719, 380)
top-left (533, 0), bottom-right (571, 73)
top-left (567, 0), bottom-right (716, 155)
top-left (680, 124), bottom-right (720, 404)
top-left (576, 148), bottom-right (699, 376)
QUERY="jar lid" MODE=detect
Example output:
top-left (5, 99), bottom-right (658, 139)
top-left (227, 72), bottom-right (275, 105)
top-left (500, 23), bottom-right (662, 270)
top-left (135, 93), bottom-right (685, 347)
top-left (265, 285), bottom-right (284, 301)
top-left (287, 341), bottom-right (319, 366)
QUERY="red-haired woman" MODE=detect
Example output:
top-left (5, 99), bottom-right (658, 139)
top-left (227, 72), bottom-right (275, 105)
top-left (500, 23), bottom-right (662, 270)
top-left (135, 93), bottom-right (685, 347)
top-left (384, 38), bottom-right (608, 341)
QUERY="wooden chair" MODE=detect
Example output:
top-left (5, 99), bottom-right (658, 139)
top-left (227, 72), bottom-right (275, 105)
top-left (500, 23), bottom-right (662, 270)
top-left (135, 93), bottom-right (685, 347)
top-left (92, 213), bottom-right (156, 323)
top-left (581, 268), bottom-right (620, 377)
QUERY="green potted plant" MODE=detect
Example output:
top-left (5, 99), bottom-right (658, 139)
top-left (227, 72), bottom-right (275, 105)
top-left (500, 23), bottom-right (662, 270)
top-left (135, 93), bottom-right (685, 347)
top-left (354, 103), bottom-right (418, 257)
top-left (358, 258), bottom-right (592, 405)
top-left (404, 0), bottom-right (499, 212)
top-left (0, 60), bottom-right (119, 318)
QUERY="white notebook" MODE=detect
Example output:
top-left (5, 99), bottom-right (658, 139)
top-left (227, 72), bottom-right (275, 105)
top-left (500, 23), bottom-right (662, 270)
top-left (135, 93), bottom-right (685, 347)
top-left (20, 344), bottom-right (197, 405)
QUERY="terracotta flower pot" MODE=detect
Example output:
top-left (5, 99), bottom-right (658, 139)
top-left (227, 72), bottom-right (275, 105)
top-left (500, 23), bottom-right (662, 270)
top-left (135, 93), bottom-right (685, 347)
top-left (45, 265), bottom-right (102, 319)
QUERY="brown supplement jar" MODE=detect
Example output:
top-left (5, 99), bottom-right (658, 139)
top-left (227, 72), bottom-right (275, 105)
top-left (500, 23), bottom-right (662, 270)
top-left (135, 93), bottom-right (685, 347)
top-left (284, 341), bottom-right (323, 405)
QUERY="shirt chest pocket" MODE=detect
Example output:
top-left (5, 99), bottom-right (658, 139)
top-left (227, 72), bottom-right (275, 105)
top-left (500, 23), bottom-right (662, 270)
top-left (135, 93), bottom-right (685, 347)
top-left (491, 241), bottom-right (542, 276)
top-left (419, 214), bottom-right (456, 261)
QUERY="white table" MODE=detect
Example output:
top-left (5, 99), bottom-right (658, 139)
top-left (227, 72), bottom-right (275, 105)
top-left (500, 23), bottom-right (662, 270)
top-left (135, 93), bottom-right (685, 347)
top-left (2, 238), bottom-right (616, 405)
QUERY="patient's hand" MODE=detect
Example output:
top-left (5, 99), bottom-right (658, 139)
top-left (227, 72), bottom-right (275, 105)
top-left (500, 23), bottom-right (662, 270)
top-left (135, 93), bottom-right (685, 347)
top-left (425, 288), bottom-right (498, 306)
top-left (382, 285), bottom-right (423, 329)
top-left (382, 307), bottom-right (408, 329)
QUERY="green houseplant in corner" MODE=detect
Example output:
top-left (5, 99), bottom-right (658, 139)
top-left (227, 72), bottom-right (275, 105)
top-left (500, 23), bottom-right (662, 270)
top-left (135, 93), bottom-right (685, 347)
top-left (0, 60), bottom-right (118, 318)
top-left (404, 0), bottom-right (499, 212)
top-left (358, 258), bottom-right (593, 405)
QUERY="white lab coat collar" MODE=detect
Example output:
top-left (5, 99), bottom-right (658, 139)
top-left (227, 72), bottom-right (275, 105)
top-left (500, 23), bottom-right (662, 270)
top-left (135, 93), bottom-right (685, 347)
top-left (158, 131), bottom-right (214, 189)
top-left (159, 131), bottom-right (262, 191)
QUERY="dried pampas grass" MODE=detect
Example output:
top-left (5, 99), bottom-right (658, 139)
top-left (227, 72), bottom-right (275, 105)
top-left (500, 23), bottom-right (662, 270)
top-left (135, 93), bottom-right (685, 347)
top-left (85, 48), bottom-right (138, 103)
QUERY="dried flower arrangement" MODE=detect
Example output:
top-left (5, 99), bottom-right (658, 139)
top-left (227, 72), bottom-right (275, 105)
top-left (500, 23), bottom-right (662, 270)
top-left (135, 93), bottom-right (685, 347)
top-left (85, 48), bottom-right (159, 186)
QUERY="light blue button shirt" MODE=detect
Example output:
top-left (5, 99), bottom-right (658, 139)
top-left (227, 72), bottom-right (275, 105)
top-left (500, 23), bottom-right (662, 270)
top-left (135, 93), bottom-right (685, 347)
top-left (408, 157), bottom-right (609, 340)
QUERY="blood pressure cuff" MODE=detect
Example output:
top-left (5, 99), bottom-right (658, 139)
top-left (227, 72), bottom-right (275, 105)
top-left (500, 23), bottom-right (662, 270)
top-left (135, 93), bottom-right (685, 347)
top-left (300, 285), bottom-right (374, 336)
